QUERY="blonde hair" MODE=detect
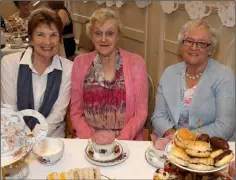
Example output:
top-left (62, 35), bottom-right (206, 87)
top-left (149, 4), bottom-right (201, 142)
top-left (86, 8), bottom-right (123, 38)
top-left (178, 19), bottom-right (219, 56)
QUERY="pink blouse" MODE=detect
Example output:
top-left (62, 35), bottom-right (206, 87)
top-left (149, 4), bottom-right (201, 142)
top-left (70, 48), bottom-right (148, 140)
top-left (83, 54), bottom-right (126, 136)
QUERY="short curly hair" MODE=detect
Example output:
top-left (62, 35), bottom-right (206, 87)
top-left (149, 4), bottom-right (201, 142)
top-left (86, 8), bottom-right (123, 38)
top-left (28, 8), bottom-right (63, 42)
top-left (177, 19), bottom-right (219, 56)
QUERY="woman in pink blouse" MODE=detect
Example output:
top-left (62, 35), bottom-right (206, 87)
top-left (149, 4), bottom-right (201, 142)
top-left (70, 8), bottom-right (148, 140)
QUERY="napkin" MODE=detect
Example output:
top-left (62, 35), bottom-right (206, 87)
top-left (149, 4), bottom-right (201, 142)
top-left (150, 134), bottom-right (173, 150)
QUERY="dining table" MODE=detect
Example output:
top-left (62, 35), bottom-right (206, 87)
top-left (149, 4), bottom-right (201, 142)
top-left (24, 139), bottom-right (235, 179)
top-left (1, 45), bottom-right (25, 56)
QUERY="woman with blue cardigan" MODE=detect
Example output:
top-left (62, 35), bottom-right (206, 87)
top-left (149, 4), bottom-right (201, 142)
top-left (151, 20), bottom-right (235, 141)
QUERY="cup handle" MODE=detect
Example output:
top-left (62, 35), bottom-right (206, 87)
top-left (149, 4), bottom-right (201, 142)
top-left (18, 110), bottom-right (48, 143)
top-left (174, 2), bottom-right (179, 11)
top-left (203, 5), bottom-right (212, 17)
top-left (88, 139), bottom-right (95, 152)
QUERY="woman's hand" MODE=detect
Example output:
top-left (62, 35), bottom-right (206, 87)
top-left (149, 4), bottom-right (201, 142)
top-left (163, 128), bottom-right (176, 137)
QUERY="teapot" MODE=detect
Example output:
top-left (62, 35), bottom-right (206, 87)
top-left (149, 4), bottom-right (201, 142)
top-left (1, 104), bottom-right (48, 157)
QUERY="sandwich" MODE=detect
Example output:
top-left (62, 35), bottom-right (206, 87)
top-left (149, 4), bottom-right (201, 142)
top-left (168, 146), bottom-right (190, 166)
top-left (174, 128), bottom-right (196, 149)
top-left (188, 157), bottom-right (214, 171)
top-left (73, 167), bottom-right (101, 179)
top-left (185, 141), bottom-right (211, 158)
top-left (47, 170), bottom-right (74, 180)
top-left (47, 167), bottom-right (101, 180)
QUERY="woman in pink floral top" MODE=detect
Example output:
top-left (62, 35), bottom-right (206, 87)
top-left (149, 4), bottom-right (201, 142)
top-left (70, 8), bottom-right (148, 140)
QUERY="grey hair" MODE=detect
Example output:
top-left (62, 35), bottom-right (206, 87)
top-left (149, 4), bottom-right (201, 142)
top-left (85, 8), bottom-right (123, 38)
top-left (177, 20), bottom-right (219, 56)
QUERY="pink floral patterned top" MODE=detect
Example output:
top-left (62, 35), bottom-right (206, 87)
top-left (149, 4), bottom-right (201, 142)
top-left (178, 71), bottom-right (197, 128)
top-left (83, 53), bottom-right (126, 136)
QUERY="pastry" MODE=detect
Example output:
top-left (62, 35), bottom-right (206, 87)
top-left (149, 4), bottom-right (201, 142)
top-left (168, 146), bottom-right (190, 166)
top-left (185, 141), bottom-right (211, 158)
top-left (210, 149), bottom-right (224, 159)
top-left (210, 137), bottom-right (229, 150)
top-left (214, 150), bottom-right (234, 167)
top-left (188, 157), bottom-right (214, 171)
top-left (174, 128), bottom-right (196, 149)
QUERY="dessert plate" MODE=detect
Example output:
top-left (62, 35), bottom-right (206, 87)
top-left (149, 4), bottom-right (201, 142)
top-left (145, 146), bottom-right (167, 168)
top-left (85, 142), bottom-right (123, 162)
top-left (165, 142), bottom-right (228, 173)
top-left (2, 145), bottom-right (32, 167)
top-left (84, 142), bottom-right (129, 167)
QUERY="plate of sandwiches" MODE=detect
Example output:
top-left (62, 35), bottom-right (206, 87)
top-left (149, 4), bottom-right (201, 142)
top-left (165, 128), bottom-right (234, 173)
top-left (47, 167), bottom-right (103, 180)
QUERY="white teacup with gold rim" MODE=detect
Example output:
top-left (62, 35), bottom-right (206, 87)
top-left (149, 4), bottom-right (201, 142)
top-left (88, 130), bottom-right (116, 157)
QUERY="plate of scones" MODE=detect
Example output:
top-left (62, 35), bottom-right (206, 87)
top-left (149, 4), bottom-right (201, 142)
top-left (165, 128), bottom-right (234, 173)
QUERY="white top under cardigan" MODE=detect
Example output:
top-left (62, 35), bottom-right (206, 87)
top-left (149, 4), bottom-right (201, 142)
top-left (1, 47), bottom-right (72, 137)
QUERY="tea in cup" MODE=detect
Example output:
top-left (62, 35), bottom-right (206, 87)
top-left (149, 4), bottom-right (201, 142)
top-left (88, 131), bottom-right (116, 157)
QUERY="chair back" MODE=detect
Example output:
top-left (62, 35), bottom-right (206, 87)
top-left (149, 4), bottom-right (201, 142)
top-left (145, 73), bottom-right (155, 140)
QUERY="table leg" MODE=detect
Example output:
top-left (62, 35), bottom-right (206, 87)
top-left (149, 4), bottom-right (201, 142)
top-left (1, 167), bottom-right (6, 180)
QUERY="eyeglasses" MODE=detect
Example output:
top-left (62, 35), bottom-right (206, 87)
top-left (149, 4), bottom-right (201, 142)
top-left (182, 39), bottom-right (211, 48)
top-left (93, 30), bottom-right (115, 38)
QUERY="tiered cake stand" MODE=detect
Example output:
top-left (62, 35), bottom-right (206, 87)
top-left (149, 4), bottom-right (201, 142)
top-left (1, 145), bottom-right (32, 179)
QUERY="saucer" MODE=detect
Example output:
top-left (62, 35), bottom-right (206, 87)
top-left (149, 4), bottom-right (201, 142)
top-left (145, 146), bottom-right (167, 168)
top-left (85, 141), bottom-right (129, 167)
top-left (85, 142), bottom-right (123, 162)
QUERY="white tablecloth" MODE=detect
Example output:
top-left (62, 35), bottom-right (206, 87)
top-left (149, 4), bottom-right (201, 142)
top-left (1, 46), bottom-right (25, 56)
top-left (26, 139), bottom-right (235, 179)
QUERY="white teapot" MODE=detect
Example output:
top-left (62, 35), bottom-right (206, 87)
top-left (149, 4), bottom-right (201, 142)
top-left (1, 104), bottom-right (48, 157)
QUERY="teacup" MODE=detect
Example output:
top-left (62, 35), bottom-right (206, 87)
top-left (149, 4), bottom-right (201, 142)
top-left (88, 139), bottom-right (116, 157)
top-left (135, 0), bottom-right (152, 8)
top-left (160, 1), bottom-right (178, 14)
top-left (185, 1), bottom-right (211, 20)
top-left (217, 3), bottom-right (235, 27)
top-left (13, 37), bottom-right (23, 46)
top-left (106, 1), bottom-right (115, 7)
top-left (96, 1), bottom-right (105, 5)
top-left (116, 1), bottom-right (124, 8)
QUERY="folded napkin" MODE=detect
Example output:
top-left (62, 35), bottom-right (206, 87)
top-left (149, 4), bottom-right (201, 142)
top-left (150, 134), bottom-right (173, 150)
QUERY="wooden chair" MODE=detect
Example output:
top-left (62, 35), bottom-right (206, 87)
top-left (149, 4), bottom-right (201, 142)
top-left (65, 106), bottom-right (73, 138)
top-left (144, 73), bottom-right (155, 140)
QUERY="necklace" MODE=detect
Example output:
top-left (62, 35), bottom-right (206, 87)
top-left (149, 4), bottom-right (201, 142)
top-left (185, 72), bottom-right (203, 79)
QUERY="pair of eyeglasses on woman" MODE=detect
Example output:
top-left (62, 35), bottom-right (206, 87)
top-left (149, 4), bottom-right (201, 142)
top-left (182, 39), bottom-right (211, 48)
top-left (93, 30), bottom-right (115, 38)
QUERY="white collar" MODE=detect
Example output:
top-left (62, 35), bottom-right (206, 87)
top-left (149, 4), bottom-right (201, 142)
top-left (20, 47), bottom-right (62, 74)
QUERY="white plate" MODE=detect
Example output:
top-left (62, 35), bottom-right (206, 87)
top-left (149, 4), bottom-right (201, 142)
top-left (145, 146), bottom-right (167, 168)
top-left (85, 141), bottom-right (129, 167)
top-left (165, 141), bottom-right (228, 173)
top-left (1, 145), bottom-right (32, 167)
top-left (85, 142), bottom-right (123, 162)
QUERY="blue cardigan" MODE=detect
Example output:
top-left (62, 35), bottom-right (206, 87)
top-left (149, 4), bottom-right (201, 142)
top-left (151, 58), bottom-right (235, 140)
